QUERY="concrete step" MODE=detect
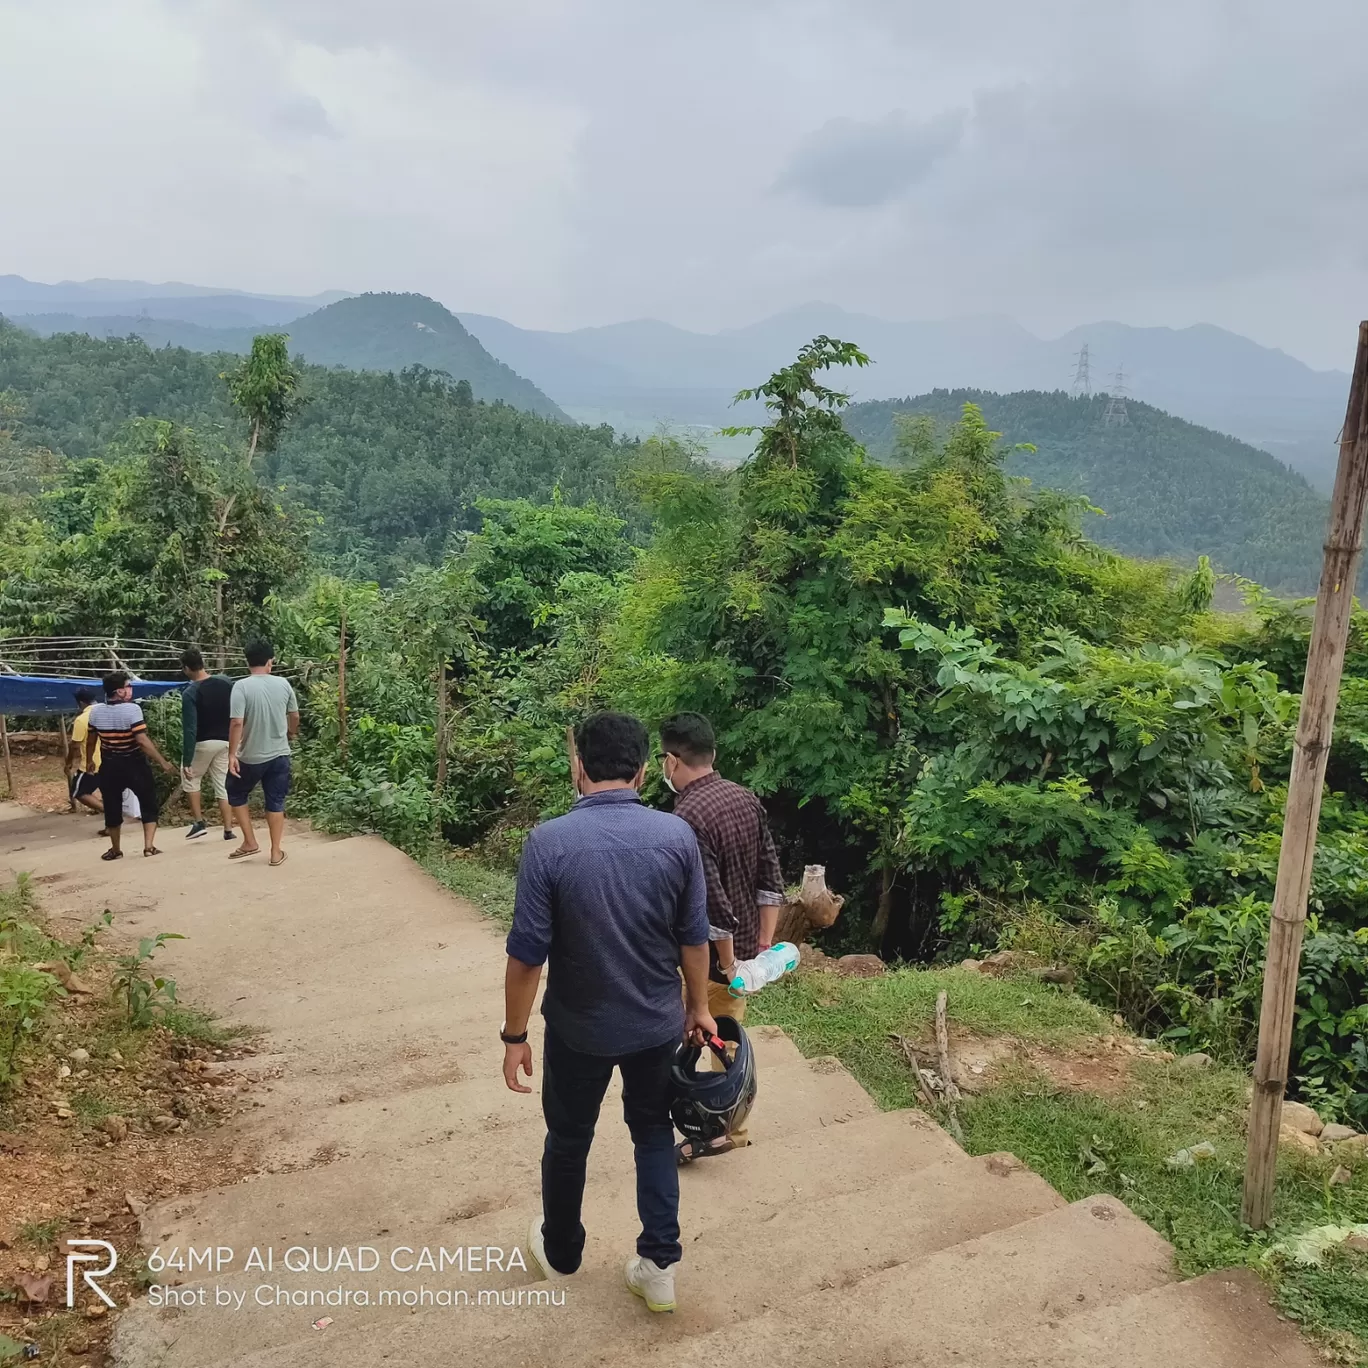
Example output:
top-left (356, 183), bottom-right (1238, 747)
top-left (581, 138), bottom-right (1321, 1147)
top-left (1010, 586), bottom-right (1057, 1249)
top-left (141, 1034), bottom-right (853, 1253)
top-left (133, 1148), bottom-right (1058, 1368)
top-left (639, 1194), bottom-right (1177, 1368)
top-left (235, 1049), bottom-right (877, 1170)
top-left (985, 1268), bottom-right (1322, 1368)
top-left (195, 1190), bottom-right (1167, 1368)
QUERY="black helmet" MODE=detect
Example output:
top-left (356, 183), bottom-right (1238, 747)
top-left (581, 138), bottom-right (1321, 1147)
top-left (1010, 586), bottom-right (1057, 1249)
top-left (670, 1015), bottom-right (757, 1146)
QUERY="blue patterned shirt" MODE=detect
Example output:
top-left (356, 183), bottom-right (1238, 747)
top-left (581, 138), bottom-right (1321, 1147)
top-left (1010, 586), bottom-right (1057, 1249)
top-left (507, 789), bottom-right (709, 1056)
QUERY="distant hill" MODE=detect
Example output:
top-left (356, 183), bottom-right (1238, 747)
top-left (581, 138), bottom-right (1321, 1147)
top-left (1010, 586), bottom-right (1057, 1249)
top-left (281, 294), bottom-right (567, 420)
top-left (458, 305), bottom-right (1348, 491)
top-left (0, 323), bottom-right (627, 580)
top-left (8, 293), bottom-right (568, 421)
top-left (843, 389), bottom-right (1329, 594)
top-left (6, 275), bottom-right (1348, 485)
top-left (0, 274), bottom-right (347, 328)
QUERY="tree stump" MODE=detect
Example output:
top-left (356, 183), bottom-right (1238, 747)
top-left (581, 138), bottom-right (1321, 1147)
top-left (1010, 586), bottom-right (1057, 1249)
top-left (774, 864), bottom-right (845, 945)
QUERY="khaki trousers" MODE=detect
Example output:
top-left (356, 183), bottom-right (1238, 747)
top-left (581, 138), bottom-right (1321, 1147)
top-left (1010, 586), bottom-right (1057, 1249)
top-left (707, 980), bottom-right (749, 1147)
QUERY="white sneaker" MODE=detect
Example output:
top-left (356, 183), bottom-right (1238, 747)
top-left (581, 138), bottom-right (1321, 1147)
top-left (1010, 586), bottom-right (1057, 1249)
top-left (527, 1212), bottom-right (570, 1281)
top-left (625, 1254), bottom-right (676, 1312)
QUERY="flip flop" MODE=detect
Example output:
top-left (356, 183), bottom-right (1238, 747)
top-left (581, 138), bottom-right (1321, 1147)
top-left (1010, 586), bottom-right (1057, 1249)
top-left (143, 847), bottom-right (161, 857)
top-left (100, 849), bottom-right (123, 861)
top-left (269, 851), bottom-right (288, 867)
top-left (228, 846), bottom-right (261, 860)
top-left (675, 1137), bottom-right (742, 1166)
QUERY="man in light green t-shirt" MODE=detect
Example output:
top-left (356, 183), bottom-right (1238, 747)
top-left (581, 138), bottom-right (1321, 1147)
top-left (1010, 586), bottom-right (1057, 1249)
top-left (226, 639), bottom-right (300, 867)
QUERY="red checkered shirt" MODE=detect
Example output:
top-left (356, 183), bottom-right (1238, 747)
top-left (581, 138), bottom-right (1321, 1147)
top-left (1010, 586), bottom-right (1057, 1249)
top-left (671, 771), bottom-right (785, 981)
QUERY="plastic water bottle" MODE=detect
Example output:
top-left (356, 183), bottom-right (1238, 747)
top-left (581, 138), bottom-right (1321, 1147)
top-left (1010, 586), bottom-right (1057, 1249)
top-left (728, 942), bottom-right (801, 998)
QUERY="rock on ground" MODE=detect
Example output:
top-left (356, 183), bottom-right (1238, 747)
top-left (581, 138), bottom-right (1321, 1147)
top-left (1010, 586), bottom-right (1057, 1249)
top-left (1279, 1125), bottom-right (1321, 1155)
top-left (1320, 1122), bottom-right (1360, 1144)
top-left (1280, 1101), bottom-right (1323, 1136)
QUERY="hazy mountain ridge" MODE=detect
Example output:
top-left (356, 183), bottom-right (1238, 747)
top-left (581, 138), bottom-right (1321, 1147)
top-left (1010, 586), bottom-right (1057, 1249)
top-left (0, 275), bottom-right (348, 328)
top-left (2, 277), bottom-right (1348, 486)
top-left (456, 305), bottom-right (1349, 490)
top-left (6, 291), bottom-right (567, 421)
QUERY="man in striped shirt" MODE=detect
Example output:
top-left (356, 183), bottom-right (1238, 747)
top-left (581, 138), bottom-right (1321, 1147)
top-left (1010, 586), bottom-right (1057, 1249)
top-left (85, 672), bottom-right (176, 860)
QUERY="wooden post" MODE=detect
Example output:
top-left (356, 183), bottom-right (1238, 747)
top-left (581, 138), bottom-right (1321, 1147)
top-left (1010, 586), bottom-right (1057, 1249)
top-left (1242, 321), bottom-right (1368, 1229)
top-left (337, 603), bottom-right (348, 771)
top-left (0, 714), bottom-right (13, 800)
top-left (934, 990), bottom-right (965, 1144)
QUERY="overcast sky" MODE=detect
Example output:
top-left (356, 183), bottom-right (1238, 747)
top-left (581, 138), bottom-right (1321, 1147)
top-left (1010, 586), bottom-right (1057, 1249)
top-left (2, 0), bottom-right (1365, 368)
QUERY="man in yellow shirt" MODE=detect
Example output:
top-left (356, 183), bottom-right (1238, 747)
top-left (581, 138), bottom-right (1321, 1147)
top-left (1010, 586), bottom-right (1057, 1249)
top-left (66, 688), bottom-right (105, 819)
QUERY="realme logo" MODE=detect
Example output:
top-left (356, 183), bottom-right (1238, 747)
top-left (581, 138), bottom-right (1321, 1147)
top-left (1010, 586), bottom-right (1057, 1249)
top-left (67, 1239), bottom-right (118, 1309)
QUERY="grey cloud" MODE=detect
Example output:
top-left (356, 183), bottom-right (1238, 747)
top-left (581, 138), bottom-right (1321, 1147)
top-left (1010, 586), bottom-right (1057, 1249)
top-left (269, 94), bottom-right (341, 139)
top-left (5, 0), bottom-right (1368, 367)
top-left (773, 109), bottom-right (967, 208)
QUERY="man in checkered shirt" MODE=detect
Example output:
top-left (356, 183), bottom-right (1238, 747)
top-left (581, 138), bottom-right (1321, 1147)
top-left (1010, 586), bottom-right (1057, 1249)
top-left (660, 712), bottom-right (785, 1161)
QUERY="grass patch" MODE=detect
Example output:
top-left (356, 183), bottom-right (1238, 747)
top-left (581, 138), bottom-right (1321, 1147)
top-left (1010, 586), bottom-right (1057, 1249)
top-left (422, 854), bottom-right (517, 929)
top-left (160, 1005), bottom-right (254, 1047)
top-left (959, 1061), bottom-right (1368, 1274)
top-left (1275, 1249), bottom-right (1368, 1365)
top-left (749, 966), bottom-right (1111, 1109)
top-left (754, 963), bottom-right (1368, 1363)
top-left (69, 1088), bottom-right (116, 1124)
top-left (0, 873), bottom-right (63, 963)
top-left (15, 1219), bottom-right (61, 1248)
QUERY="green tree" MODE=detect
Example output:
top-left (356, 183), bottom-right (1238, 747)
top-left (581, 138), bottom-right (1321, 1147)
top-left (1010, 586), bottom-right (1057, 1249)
top-left (0, 421), bottom-right (306, 644)
top-left (223, 334), bottom-right (303, 469)
top-left (618, 344), bottom-right (1199, 948)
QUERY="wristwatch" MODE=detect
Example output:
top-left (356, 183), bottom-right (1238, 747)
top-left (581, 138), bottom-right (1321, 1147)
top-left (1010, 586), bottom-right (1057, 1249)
top-left (500, 1024), bottom-right (528, 1045)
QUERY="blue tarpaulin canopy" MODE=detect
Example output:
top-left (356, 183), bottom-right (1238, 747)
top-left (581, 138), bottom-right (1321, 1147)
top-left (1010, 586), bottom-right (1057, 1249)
top-left (0, 675), bottom-right (185, 717)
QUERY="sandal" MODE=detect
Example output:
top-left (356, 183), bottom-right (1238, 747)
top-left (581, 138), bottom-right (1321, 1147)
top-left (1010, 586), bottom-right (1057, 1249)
top-left (675, 1137), bottom-right (742, 1166)
top-left (143, 847), bottom-right (161, 857)
top-left (100, 848), bottom-right (123, 861)
top-left (228, 846), bottom-right (261, 860)
top-left (269, 851), bottom-right (288, 867)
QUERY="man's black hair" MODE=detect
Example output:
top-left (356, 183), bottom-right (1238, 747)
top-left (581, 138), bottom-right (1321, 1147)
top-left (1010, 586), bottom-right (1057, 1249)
top-left (73, 687), bottom-right (95, 708)
top-left (659, 712), bottom-right (716, 766)
top-left (244, 638), bottom-right (275, 668)
top-left (574, 712), bottom-right (649, 783)
top-left (181, 646), bottom-right (205, 672)
top-left (103, 670), bottom-right (129, 699)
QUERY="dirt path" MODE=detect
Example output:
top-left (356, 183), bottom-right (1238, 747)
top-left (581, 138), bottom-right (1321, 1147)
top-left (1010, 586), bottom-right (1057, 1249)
top-left (0, 800), bottom-right (1321, 1368)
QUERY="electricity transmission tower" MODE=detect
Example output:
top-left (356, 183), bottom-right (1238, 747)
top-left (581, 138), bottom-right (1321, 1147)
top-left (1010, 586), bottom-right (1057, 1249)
top-left (1071, 344), bottom-right (1092, 397)
top-left (1102, 365), bottom-right (1129, 427)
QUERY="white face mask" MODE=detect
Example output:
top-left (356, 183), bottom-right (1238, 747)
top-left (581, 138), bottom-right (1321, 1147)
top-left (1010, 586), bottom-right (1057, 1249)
top-left (662, 756), bottom-right (678, 794)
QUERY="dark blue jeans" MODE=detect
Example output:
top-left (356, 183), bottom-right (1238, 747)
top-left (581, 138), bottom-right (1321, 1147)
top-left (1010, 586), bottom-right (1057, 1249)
top-left (540, 1025), bottom-right (680, 1273)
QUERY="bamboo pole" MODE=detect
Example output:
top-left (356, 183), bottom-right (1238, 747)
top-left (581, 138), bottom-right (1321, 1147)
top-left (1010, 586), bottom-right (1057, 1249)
top-left (337, 604), bottom-right (348, 771)
top-left (0, 714), bottom-right (13, 800)
top-left (1242, 321), bottom-right (1368, 1229)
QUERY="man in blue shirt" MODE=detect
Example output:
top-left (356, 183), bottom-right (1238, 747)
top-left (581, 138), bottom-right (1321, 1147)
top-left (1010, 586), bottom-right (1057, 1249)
top-left (502, 711), bottom-right (715, 1315)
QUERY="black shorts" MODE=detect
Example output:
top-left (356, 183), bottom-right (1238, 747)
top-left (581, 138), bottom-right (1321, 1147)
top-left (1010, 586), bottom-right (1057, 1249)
top-left (69, 770), bottom-right (100, 801)
top-left (98, 754), bottom-right (160, 827)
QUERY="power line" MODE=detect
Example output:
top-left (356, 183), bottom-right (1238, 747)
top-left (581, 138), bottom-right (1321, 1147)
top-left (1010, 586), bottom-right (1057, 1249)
top-left (1071, 343), bottom-right (1092, 398)
top-left (1102, 364), bottom-right (1129, 427)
